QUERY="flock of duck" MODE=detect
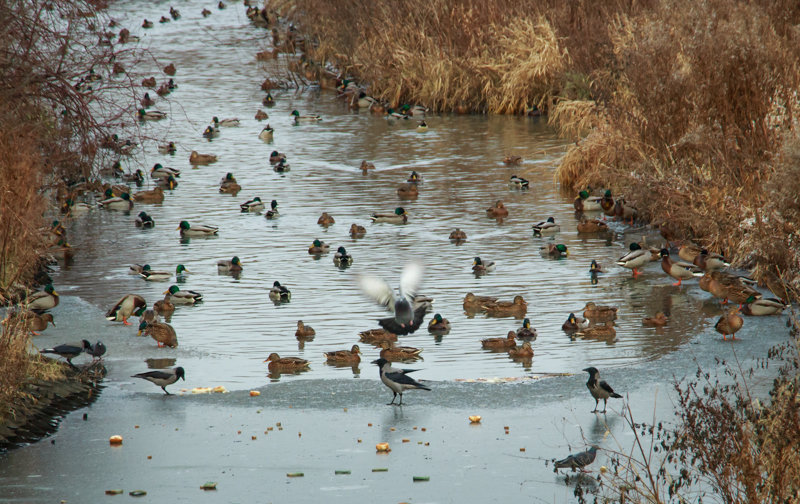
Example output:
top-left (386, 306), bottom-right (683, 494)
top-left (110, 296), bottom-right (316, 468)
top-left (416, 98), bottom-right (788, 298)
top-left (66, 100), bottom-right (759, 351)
top-left (15, 1), bottom-right (792, 407)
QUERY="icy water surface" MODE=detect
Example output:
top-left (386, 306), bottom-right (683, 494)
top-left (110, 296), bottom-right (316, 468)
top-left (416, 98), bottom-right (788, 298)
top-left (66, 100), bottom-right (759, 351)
top-left (0, 0), bottom-right (794, 502)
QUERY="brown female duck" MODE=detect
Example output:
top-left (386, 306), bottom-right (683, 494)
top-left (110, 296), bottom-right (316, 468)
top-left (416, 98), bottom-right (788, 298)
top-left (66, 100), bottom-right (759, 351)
top-left (358, 328), bottom-right (397, 344)
top-left (582, 302), bottom-right (618, 322)
top-left (577, 219), bottom-right (609, 234)
top-left (714, 307), bottom-right (743, 340)
top-left (138, 320), bottom-right (178, 348)
top-left (483, 296), bottom-right (528, 318)
top-left (463, 293), bottom-right (498, 313)
top-left (482, 331), bottom-right (517, 350)
top-left (317, 212), bottom-right (335, 227)
top-left (508, 341), bottom-right (533, 359)
top-left (264, 353), bottom-right (310, 372)
top-left (380, 342), bottom-right (423, 361)
top-left (132, 187), bottom-right (165, 204)
top-left (324, 345), bottom-right (361, 364)
top-left (295, 320), bottom-right (316, 338)
top-left (350, 223), bottom-right (367, 238)
top-left (486, 200), bottom-right (509, 218)
top-left (642, 312), bottom-right (668, 326)
top-left (397, 183), bottom-right (419, 200)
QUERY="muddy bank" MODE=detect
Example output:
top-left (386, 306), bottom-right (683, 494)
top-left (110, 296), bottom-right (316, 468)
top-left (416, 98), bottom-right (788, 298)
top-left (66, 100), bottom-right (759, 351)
top-left (0, 361), bottom-right (105, 450)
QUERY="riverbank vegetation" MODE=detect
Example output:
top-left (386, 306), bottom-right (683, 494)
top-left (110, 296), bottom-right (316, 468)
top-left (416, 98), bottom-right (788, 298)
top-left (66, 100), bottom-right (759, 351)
top-left (0, 0), bottom-right (135, 411)
top-left (284, 0), bottom-right (800, 294)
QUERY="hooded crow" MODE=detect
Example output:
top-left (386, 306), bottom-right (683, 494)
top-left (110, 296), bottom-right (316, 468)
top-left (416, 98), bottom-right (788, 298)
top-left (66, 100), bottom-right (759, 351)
top-left (40, 340), bottom-right (91, 367)
top-left (359, 262), bottom-right (426, 335)
top-left (132, 366), bottom-right (185, 395)
top-left (554, 445), bottom-right (599, 472)
top-left (372, 358), bottom-right (430, 405)
top-left (583, 367), bottom-right (622, 413)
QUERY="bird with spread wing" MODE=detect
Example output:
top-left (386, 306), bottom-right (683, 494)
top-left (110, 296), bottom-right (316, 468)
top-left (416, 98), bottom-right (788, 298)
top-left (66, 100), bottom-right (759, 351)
top-left (358, 262), bottom-right (427, 335)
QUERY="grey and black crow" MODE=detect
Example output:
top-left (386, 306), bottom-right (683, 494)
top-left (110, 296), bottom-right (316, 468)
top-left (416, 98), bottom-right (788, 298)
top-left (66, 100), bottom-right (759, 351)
top-left (583, 366), bottom-right (622, 413)
top-left (40, 340), bottom-right (91, 367)
top-left (372, 358), bottom-right (430, 405)
top-left (132, 366), bottom-right (185, 395)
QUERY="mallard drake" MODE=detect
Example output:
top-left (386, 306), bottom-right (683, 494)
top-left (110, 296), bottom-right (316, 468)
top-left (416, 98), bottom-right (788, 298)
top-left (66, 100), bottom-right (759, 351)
top-left (262, 92), bottom-right (275, 106)
top-left (516, 318), bottom-right (537, 339)
top-left (106, 294), bottom-right (147, 324)
top-left (532, 217), bottom-right (560, 236)
top-left (577, 218), bottom-right (609, 233)
top-left (370, 207), bottom-right (407, 224)
top-left (159, 15), bottom-right (170, 23)
top-left (360, 160), bottom-right (375, 174)
top-left (201, 8), bottom-right (211, 16)
top-left (135, 211), bottom-right (154, 228)
top-left (449, 228), bottom-right (467, 243)
top-left (240, 196), bottom-right (265, 212)
top-left (503, 155), bottom-right (523, 165)
top-left (355, 91), bottom-right (377, 109)
top-left (122, 169), bottom-right (144, 184)
top-left (472, 257), bottom-right (495, 275)
top-left (265, 199), bottom-right (280, 218)
top-left (397, 183), bottom-right (419, 199)
top-left (741, 296), bottom-right (787, 316)
top-left (255, 110), bottom-right (268, 121)
top-left (178, 221), bottom-right (218, 237)
top-left (324, 345), bottom-right (361, 363)
top-left (291, 110), bottom-right (321, 123)
top-left (269, 151), bottom-right (286, 164)
top-left (576, 323), bottom-right (617, 339)
top-left (212, 116), bottom-right (240, 127)
top-left (509, 175), bottom-right (529, 189)
top-left (129, 263), bottom-right (146, 275)
top-left (150, 163), bottom-right (180, 179)
top-left (463, 293), bottom-right (498, 312)
top-left (217, 256), bottom-right (242, 273)
top-left (163, 284), bottom-right (202, 304)
top-left (642, 312), bottom-right (668, 326)
top-left (273, 159), bottom-right (290, 172)
top-left (61, 199), bottom-right (93, 216)
top-left (189, 151), bottom-right (218, 165)
top-left (385, 108), bottom-right (407, 120)
top-left (333, 246), bottom-right (353, 267)
top-left (486, 200), bottom-right (508, 218)
top-left (153, 292), bottom-right (175, 316)
top-left (402, 104), bottom-right (429, 116)
top-left (589, 260), bottom-right (605, 274)
top-left (202, 125), bottom-right (219, 138)
top-left (133, 187), bottom-right (164, 203)
top-left (614, 198), bottom-right (637, 223)
top-left (380, 342), bottom-right (423, 361)
top-left (416, 120), bottom-right (428, 132)
top-left (359, 328), bottom-right (397, 344)
top-left (99, 192), bottom-right (133, 210)
top-left (218, 2), bottom-right (226, 10)
top-left (616, 242), bottom-right (650, 277)
top-left (139, 264), bottom-right (171, 281)
top-left (482, 331), bottom-right (517, 350)
top-left (574, 190), bottom-right (602, 212)
top-left (295, 320), bottom-right (316, 338)
top-left (715, 307), bottom-right (743, 340)
top-left (660, 249), bottom-right (703, 286)
top-left (269, 281), bottom-right (291, 302)
top-left (427, 313), bottom-right (450, 333)
top-left (583, 302), bottom-right (618, 322)
top-left (158, 142), bottom-right (178, 154)
top-left (350, 223), bottom-right (366, 238)
top-left (508, 341), bottom-right (534, 359)
top-left (138, 320), bottom-right (178, 348)
top-left (258, 125), bottom-right (273, 141)
top-left (407, 171), bottom-right (423, 184)
top-left (562, 313), bottom-right (589, 332)
top-left (318, 212), bottom-right (335, 227)
top-left (678, 243), bottom-right (703, 263)
top-left (264, 353), bottom-right (309, 372)
top-left (138, 109), bottom-right (166, 121)
top-left (156, 175), bottom-right (178, 190)
top-left (540, 243), bottom-right (568, 257)
top-left (600, 190), bottom-right (615, 216)
top-left (308, 239), bottom-right (330, 254)
top-left (169, 6), bottom-right (180, 19)
top-left (483, 296), bottom-right (528, 318)
top-left (175, 264), bottom-right (189, 282)
top-left (142, 19), bottom-right (153, 28)
top-left (693, 250), bottom-right (730, 272)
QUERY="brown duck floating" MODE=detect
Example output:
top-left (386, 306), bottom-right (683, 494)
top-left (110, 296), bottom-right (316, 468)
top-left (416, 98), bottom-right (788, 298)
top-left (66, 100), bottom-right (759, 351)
top-left (317, 212), bottom-right (335, 227)
top-left (482, 331), bottom-right (517, 350)
top-left (508, 341), bottom-right (533, 359)
top-left (324, 345), bottom-right (361, 364)
top-left (582, 302), bottom-right (618, 322)
top-left (449, 228), bottom-right (467, 243)
top-left (482, 296), bottom-right (527, 318)
top-left (359, 329), bottom-right (397, 344)
top-left (575, 323), bottom-right (616, 340)
top-left (642, 312), bottom-right (668, 326)
top-left (295, 320), bottom-right (316, 339)
top-left (264, 353), bottom-right (309, 372)
top-left (349, 223), bottom-right (366, 238)
top-left (486, 200), bottom-right (508, 218)
top-left (577, 218), bottom-right (609, 233)
top-left (463, 293), bottom-right (498, 313)
top-left (397, 183), bottom-right (419, 199)
top-left (379, 342), bottom-right (422, 361)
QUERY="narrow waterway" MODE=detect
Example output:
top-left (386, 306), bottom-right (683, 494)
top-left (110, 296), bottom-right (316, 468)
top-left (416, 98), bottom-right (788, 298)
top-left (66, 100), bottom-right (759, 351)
top-left (0, 1), bottom-right (792, 502)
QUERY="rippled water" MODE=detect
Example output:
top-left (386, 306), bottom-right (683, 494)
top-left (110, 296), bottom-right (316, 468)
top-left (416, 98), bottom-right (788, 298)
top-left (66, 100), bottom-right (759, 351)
top-left (1, 1), bottom-right (795, 502)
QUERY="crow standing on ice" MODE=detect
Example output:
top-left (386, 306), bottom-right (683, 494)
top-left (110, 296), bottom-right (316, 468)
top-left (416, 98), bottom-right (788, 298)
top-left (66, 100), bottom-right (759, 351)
top-left (583, 366), bottom-right (622, 413)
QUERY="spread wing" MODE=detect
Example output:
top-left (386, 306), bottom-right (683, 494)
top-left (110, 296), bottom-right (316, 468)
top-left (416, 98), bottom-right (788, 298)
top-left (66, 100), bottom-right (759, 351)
top-left (358, 275), bottom-right (396, 312)
top-left (399, 262), bottom-right (423, 301)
